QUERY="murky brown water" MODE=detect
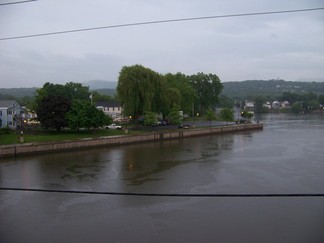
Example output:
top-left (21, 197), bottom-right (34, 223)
top-left (1, 113), bottom-right (324, 243)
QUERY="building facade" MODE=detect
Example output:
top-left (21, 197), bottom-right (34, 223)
top-left (96, 101), bottom-right (123, 119)
top-left (0, 100), bottom-right (23, 129)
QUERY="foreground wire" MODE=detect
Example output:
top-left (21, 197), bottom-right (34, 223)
top-left (1, 187), bottom-right (324, 197)
top-left (1, 7), bottom-right (324, 41)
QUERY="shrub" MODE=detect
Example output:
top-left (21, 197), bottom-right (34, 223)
top-left (0, 126), bottom-right (11, 135)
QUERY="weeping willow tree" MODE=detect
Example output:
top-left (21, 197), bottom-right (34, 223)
top-left (117, 65), bottom-right (170, 120)
top-left (158, 86), bottom-right (181, 119)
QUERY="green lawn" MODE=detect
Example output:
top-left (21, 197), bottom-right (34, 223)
top-left (0, 129), bottom-right (128, 145)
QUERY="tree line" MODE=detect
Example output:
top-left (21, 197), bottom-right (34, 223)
top-left (33, 82), bottom-right (112, 130)
top-left (252, 91), bottom-right (324, 114)
top-left (222, 79), bottom-right (324, 99)
top-left (116, 64), bottom-right (223, 122)
top-left (4, 65), bottom-right (323, 131)
top-left (12, 64), bottom-right (224, 130)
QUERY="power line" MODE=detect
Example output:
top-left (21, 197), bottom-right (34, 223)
top-left (1, 187), bottom-right (324, 197)
top-left (0, 7), bottom-right (323, 41)
top-left (0, 0), bottom-right (37, 6)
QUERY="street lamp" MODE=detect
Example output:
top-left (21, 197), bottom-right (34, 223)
top-left (192, 103), bottom-right (195, 128)
top-left (125, 116), bottom-right (132, 134)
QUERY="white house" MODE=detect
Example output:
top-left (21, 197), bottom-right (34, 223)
top-left (263, 101), bottom-right (272, 109)
top-left (0, 100), bottom-right (23, 129)
top-left (281, 100), bottom-right (291, 108)
top-left (244, 100), bottom-right (255, 110)
top-left (272, 101), bottom-right (280, 109)
top-left (96, 101), bottom-right (123, 119)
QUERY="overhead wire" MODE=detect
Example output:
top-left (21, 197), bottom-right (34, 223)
top-left (1, 187), bottom-right (324, 197)
top-left (0, 0), bottom-right (37, 6)
top-left (0, 7), bottom-right (324, 41)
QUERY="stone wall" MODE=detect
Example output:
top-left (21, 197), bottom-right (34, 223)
top-left (0, 123), bottom-right (263, 158)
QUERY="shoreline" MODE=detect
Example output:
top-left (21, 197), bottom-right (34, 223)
top-left (0, 123), bottom-right (263, 158)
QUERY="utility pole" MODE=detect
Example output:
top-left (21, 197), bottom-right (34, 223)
top-left (192, 102), bottom-right (195, 128)
top-left (89, 92), bottom-right (93, 105)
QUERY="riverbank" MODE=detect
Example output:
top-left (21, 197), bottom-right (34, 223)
top-left (0, 123), bottom-right (263, 158)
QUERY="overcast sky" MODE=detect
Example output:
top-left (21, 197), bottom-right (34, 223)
top-left (0, 0), bottom-right (324, 88)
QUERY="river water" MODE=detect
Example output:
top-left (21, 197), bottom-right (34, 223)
top-left (1, 113), bottom-right (324, 243)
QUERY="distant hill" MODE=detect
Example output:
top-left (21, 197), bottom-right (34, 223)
top-left (0, 88), bottom-right (37, 98)
top-left (95, 89), bottom-right (116, 97)
top-left (83, 80), bottom-right (117, 97)
top-left (221, 80), bottom-right (324, 99)
top-left (2, 80), bottom-right (324, 101)
top-left (83, 80), bottom-right (117, 90)
top-left (0, 80), bottom-right (118, 100)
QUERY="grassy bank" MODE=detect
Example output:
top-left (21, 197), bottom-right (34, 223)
top-left (0, 129), bottom-right (133, 145)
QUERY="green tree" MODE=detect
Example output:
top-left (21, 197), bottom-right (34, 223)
top-left (18, 96), bottom-right (35, 110)
top-left (64, 82), bottom-right (91, 101)
top-left (218, 95), bottom-right (234, 109)
top-left (205, 108), bottom-right (217, 126)
top-left (66, 100), bottom-right (110, 130)
top-left (318, 95), bottom-right (324, 105)
top-left (241, 110), bottom-right (253, 123)
top-left (303, 92), bottom-right (317, 102)
top-left (36, 94), bottom-right (70, 130)
top-left (188, 72), bottom-right (223, 114)
top-left (219, 108), bottom-right (234, 124)
top-left (35, 82), bottom-right (91, 130)
top-left (143, 111), bottom-right (158, 126)
top-left (35, 83), bottom-right (70, 130)
top-left (159, 86), bottom-right (181, 119)
top-left (254, 96), bottom-right (268, 113)
top-left (91, 91), bottom-right (112, 103)
top-left (280, 92), bottom-right (300, 104)
top-left (307, 100), bottom-right (320, 110)
top-left (117, 65), bottom-right (165, 119)
top-left (299, 92), bottom-right (318, 111)
top-left (291, 101), bottom-right (302, 113)
top-left (164, 72), bottom-right (197, 115)
top-left (167, 105), bottom-right (182, 125)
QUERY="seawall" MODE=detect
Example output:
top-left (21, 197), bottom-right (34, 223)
top-left (0, 123), bottom-right (263, 158)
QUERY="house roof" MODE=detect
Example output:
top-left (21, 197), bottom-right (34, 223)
top-left (0, 100), bottom-right (20, 109)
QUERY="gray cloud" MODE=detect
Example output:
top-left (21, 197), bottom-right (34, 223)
top-left (0, 49), bottom-right (123, 87)
top-left (0, 0), bottom-right (323, 88)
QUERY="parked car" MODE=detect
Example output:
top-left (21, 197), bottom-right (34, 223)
top-left (161, 120), bottom-right (169, 126)
top-left (178, 124), bottom-right (190, 129)
top-left (104, 124), bottom-right (122, 130)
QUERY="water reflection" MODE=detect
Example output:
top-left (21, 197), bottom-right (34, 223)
top-left (0, 133), bottom-right (238, 193)
top-left (119, 135), bottom-right (236, 187)
top-left (1, 114), bottom-right (323, 194)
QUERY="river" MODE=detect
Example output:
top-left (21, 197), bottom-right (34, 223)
top-left (1, 113), bottom-right (324, 243)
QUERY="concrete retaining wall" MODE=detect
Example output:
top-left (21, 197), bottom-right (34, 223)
top-left (0, 123), bottom-right (263, 158)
